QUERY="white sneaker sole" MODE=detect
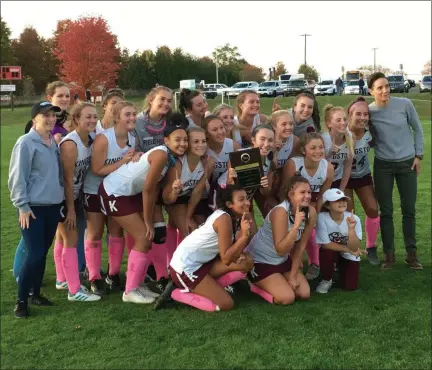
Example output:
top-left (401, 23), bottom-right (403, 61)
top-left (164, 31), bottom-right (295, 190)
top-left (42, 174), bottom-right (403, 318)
top-left (122, 292), bottom-right (155, 304)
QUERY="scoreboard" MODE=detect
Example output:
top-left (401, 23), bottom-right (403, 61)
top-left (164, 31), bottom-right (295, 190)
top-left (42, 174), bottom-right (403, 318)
top-left (1, 66), bottom-right (22, 80)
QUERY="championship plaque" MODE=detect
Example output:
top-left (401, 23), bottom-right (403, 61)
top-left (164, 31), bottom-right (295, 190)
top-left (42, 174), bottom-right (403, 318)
top-left (229, 148), bottom-right (263, 190)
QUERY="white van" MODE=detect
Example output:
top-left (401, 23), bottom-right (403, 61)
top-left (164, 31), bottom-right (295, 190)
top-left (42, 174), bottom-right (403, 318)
top-left (279, 73), bottom-right (305, 88)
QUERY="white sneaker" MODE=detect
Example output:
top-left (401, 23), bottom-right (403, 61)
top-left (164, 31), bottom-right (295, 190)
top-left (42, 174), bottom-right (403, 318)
top-left (316, 279), bottom-right (333, 294)
top-left (122, 288), bottom-right (155, 304)
top-left (68, 286), bottom-right (101, 302)
top-left (138, 284), bottom-right (160, 298)
top-left (56, 281), bottom-right (68, 290)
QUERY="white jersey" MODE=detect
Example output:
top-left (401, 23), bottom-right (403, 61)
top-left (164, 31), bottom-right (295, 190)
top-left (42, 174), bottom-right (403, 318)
top-left (59, 131), bottom-right (93, 200)
top-left (178, 155), bottom-right (205, 196)
top-left (95, 120), bottom-right (105, 135)
top-left (351, 130), bottom-right (372, 179)
top-left (288, 108), bottom-right (316, 138)
top-left (170, 210), bottom-right (228, 276)
top-left (207, 138), bottom-right (234, 184)
top-left (291, 157), bottom-right (328, 194)
top-left (322, 131), bottom-right (351, 182)
top-left (83, 127), bottom-right (136, 195)
top-left (316, 211), bottom-right (362, 262)
top-left (103, 145), bottom-right (169, 197)
top-left (235, 114), bottom-right (261, 148)
top-left (276, 135), bottom-right (294, 170)
top-left (247, 200), bottom-right (304, 265)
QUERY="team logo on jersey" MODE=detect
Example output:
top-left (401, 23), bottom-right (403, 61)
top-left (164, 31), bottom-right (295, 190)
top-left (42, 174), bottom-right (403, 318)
top-left (329, 232), bottom-right (348, 245)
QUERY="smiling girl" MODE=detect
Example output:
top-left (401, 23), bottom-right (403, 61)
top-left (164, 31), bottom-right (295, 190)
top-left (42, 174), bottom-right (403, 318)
top-left (179, 89), bottom-right (208, 128)
top-left (288, 92), bottom-right (321, 137)
top-left (9, 102), bottom-right (64, 318)
top-left (212, 103), bottom-right (243, 146)
top-left (321, 105), bottom-right (354, 191)
top-left (99, 114), bottom-right (189, 304)
top-left (83, 101), bottom-right (137, 295)
top-left (54, 103), bottom-right (101, 302)
top-left (96, 88), bottom-right (125, 134)
top-left (247, 176), bottom-right (316, 304)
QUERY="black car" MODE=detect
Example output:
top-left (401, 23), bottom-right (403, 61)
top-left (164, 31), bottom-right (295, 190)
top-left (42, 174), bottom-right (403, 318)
top-left (197, 85), bottom-right (217, 99)
top-left (387, 75), bottom-right (408, 93)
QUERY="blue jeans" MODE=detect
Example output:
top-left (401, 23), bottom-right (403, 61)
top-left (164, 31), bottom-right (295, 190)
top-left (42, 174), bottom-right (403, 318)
top-left (18, 204), bottom-right (61, 301)
top-left (13, 203), bottom-right (87, 280)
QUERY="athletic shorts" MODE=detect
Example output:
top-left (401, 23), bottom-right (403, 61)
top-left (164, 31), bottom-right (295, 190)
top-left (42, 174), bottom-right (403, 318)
top-left (98, 183), bottom-right (143, 217)
top-left (247, 258), bottom-right (292, 283)
top-left (83, 193), bottom-right (102, 213)
top-left (170, 257), bottom-right (216, 291)
top-left (346, 173), bottom-right (373, 190)
top-left (59, 198), bottom-right (81, 223)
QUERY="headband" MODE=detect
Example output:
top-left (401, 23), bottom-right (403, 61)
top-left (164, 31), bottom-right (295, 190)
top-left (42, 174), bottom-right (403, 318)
top-left (348, 101), bottom-right (369, 115)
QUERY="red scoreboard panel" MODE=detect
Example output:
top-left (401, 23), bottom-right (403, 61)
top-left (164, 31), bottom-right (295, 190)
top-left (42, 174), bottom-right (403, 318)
top-left (1, 66), bottom-right (22, 80)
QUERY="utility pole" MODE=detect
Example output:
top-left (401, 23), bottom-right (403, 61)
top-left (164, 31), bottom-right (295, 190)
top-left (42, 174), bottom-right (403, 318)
top-left (215, 53), bottom-right (219, 84)
top-left (299, 34), bottom-right (312, 65)
top-left (372, 47), bottom-right (378, 72)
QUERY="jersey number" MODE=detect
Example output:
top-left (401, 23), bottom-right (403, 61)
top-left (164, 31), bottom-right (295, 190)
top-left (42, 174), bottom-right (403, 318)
top-left (74, 168), bottom-right (85, 185)
top-left (351, 156), bottom-right (365, 171)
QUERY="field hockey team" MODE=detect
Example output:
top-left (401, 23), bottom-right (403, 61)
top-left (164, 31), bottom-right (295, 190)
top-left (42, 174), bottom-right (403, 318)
top-left (8, 71), bottom-right (424, 318)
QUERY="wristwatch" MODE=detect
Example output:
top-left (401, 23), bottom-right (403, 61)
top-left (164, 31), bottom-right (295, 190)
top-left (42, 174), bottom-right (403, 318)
top-left (415, 155), bottom-right (423, 160)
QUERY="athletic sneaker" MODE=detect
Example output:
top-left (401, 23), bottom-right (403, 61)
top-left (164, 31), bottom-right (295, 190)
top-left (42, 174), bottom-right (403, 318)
top-left (122, 288), bottom-right (155, 304)
top-left (90, 279), bottom-right (105, 296)
top-left (224, 285), bottom-right (235, 295)
top-left (56, 281), bottom-right (68, 290)
top-left (14, 300), bottom-right (29, 319)
top-left (68, 286), bottom-right (101, 302)
top-left (138, 284), bottom-right (160, 298)
top-left (366, 247), bottom-right (380, 265)
top-left (316, 279), bottom-right (333, 294)
top-left (305, 264), bottom-right (320, 280)
top-left (154, 280), bottom-right (175, 310)
top-left (105, 274), bottom-right (124, 292)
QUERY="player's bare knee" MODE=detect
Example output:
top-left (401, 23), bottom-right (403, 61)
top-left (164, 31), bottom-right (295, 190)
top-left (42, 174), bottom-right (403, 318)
top-left (366, 207), bottom-right (379, 218)
top-left (274, 290), bottom-right (295, 305)
top-left (217, 296), bottom-right (234, 311)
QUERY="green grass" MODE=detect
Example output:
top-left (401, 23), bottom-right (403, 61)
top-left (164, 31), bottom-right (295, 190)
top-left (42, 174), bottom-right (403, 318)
top-left (1, 94), bottom-right (431, 369)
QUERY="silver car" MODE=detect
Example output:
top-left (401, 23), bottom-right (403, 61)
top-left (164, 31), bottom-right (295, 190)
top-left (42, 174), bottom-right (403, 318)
top-left (257, 81), bottom-right (284, 97)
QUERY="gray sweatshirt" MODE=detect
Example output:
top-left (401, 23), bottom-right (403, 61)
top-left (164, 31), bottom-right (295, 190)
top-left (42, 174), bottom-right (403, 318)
top-left (8, 129), bottom-right (64, 213)
top-left (369, 97), bottom-right (424, 161)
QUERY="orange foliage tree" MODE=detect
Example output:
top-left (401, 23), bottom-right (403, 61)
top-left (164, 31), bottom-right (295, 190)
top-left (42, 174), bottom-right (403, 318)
top-left (54, 16), bottom-right (120, 90)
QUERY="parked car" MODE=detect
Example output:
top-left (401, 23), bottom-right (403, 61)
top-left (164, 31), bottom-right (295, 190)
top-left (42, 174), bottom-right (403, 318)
top-left (283, 79), bottom-right (311, 96)
top-left (387, 75), bottom-right (409, 93)
top-left (344, 80), bottom-right (361, 95)
top-left (314, 79), bottom-right (336, 96)
top-left (419, 75), bottom-right (431, 93)
top-left (257, 81), bottom-right (284, 97)
top-left (205, 83), bottom-right (229, 96)
top-left (225, 81), bottom-right (259, 98)
top-left (196, 84), bottom-right (217, 99)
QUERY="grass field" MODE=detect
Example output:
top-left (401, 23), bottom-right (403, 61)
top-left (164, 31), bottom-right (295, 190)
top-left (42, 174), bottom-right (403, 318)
top-left (1, 93), bottom-right (431, 369)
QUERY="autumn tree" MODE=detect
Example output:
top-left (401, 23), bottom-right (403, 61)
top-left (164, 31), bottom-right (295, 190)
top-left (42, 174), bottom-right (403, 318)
top-left (12, 27), bottom-right (55, 93)
top-left (1, 17), bottom-right (15, 65)
top-left (298, 64), bottom-right (319, 81)
top-left (274, 61), bottom-right (287, 78)
top-left (240, 64), bottom-right (265, 82)
top-left (421, 60), bottom-right (431, 75)
top-left (54, 16), bottom-right (120, 90)
top-left (212, 43), bottom-right (242, 67)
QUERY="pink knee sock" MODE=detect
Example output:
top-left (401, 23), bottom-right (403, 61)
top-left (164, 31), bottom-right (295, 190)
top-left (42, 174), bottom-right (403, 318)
top-left (108, 236), bottom-right (125, 276)
top-left (306, 229), bottom-right (320, 266)
top-left (250, 283), bottom-right (274, 304)
top-left (166, 227), bottom-right (178, 267)
top-left (217, 271), bottom-right (246, 287)
top-left (365, 216), bottom-right (380, 249)
top-left (84, 240), bottom-right (102, 281)
top-left (62, 247), bottom-right (81, 295)
top-left (125, 250), bottom-right (150, 293)
top-left (125, 233), bottom-right (134, 256)
top-left (171, 289), bottom-right (220, 312)
top-left (53, 241), bottom-right (66, 282)
top-left (149, 243), bottom-right (168, 280)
